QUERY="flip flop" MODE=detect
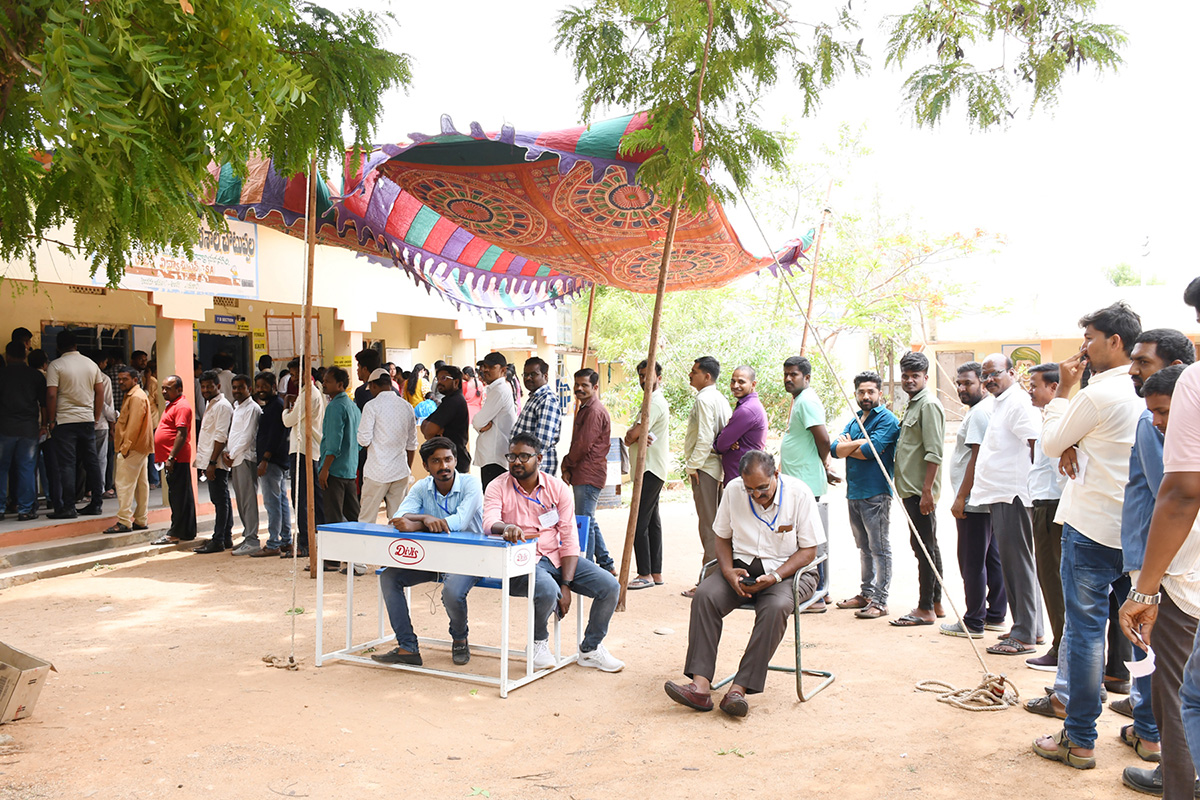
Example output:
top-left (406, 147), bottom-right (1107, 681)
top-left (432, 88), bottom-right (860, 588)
top-left (987, 637), bottom-right (1037, 656)
top-left (150, 535), bottom-right (180, 546)
top-left (628, 577), bottom-right (654, 590)
top-left (680, 587), bottom-right (697, 598)
top-left (1032, 729), bottom-right (1095, 770)
top-left (889, 614), bottom-right (934, 627)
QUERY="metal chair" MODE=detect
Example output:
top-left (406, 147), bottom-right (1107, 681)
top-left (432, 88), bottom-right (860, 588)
top-left (697, 547), bottom-right (834, 702)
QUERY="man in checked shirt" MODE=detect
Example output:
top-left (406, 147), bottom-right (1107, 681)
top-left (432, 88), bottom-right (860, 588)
top-left (511, 357), bottom-right (562, 476)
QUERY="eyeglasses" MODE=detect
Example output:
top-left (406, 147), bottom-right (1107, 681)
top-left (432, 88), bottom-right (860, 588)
top-left (980, 370), bottom-right (1006, 381)
top-left (744, 480), bottom-right (774, 497)
top-left (504, 452), bottom-right (538, 463)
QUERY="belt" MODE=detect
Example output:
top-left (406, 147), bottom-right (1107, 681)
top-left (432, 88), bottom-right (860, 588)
top-left (1031, 499), bottom-right (1059, 508)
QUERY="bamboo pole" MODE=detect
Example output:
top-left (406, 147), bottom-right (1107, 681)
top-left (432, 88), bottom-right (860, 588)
top-left (798, 180), bottom-right (833, 357)
top-left (303, 159), bottom-right (319, 578)
top-left (579, 283), bottom-right (597, 373)
top-left (616, 191), bottom-right (682, 612)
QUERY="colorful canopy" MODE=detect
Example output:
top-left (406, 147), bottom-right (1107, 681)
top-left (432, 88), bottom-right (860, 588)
top-left (205, 114), bottom-right (807, 317)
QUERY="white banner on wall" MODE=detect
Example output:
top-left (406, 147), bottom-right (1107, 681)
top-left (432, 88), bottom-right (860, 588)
top-left (103, 219), bottom-right (259, 299)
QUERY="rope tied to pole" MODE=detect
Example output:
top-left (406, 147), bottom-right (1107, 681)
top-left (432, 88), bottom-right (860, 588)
top-left (916, 674), bottom-right (1020, 712)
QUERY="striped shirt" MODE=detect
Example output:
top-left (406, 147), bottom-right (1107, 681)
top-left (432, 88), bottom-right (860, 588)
top-left (511, 383), bottom-right (562, 475)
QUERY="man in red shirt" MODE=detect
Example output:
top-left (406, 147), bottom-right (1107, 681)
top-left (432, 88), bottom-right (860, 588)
top-left (152, 375), bottom-right (196, 544)
top-left (560, 368), bottom-right (615, 573)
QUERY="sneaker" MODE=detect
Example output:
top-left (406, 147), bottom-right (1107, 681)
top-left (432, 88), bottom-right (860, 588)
top-left (939, 621), bottom-right (984, 639)
top-left (531, 639), bottom-right (556, 670)
top-left (578, 643), bottom-right (624, 673)
top-left (983, 621), bottom-right (1007, 632)
top-left (452, 639), bottom-right (471, 666)
top-left (370, 646), bottom-right (422, 666)
top-left (231, 538), bottom-right (261, 556)
top-left (1026, 649), bottom-right (1058, 672)
top-left (337, 563), bottom-right (368, 576)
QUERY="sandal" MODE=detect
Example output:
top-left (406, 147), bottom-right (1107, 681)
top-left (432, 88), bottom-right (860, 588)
top-left (627, 577), bottom-right (654, 590)
top-left (1024, 694), bottom-right (1066, 720)
top-left (1032, 729), bottom-right (1095, 770)
top-left (855, 602), bottom-right (888, 619)
top-left (104, 523), bottom-right (132, 534)
top-left (1121, 724), bottom-right (1162, 763)
top-left (987, 637), bottom-right (1037, 656)
top-left (150, 535), bottom-right (180, 546)
top-left (836, 595), bottom-right (869, 610)
top-left (680, 587), bottom-right (697, 599)
top-left (889, 614), bottom-right (934, 627)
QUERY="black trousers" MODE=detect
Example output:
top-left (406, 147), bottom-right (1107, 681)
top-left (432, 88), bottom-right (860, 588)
top-left (291, 454), bottom-right (324, 551)
top-left (902, 495), bottom-right (943, 609)
top-left (323, 475), bottom-right (359, 524)
top-left (53, 422), bottom-right (103, 513)
top-left (209, 468), bottom-right (233, 547)
top-left (956, 511), bottom-right (1007, 631)
top-left (633, 472), bottom-right (665, 576)
top-left (480, 464), bottom-right (506, 490)
top-left (166, 462), bottom-right (197, 540)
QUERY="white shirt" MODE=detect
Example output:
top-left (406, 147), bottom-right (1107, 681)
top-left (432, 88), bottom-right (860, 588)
top-left (95, 372), bottom-right (116, 430)
top-left (1161, 364), bottom-right (1200, 617)
top-left (713, 474), bottom-right (826, 572)
top-left (226, 396), bottom-right (261, 467)
top-left (973, 383), bottom-right (1041, 507)
top-left (283, 381), bottom-right (325, 456)
top-left (683, 384), bottom-right (731, 480)
top-left (357, 390), bottom-right (418, 483)
top-left (949, 395), bottom-right (993, 513)
top-left (1028, 433), bottom-right (1066, 501)
top-left (194, 394), bottom-right (233, 468)
top-left (472, 376), bottom-right (517, 468)
top-left (1041, 364), bottom-right (1143, 548)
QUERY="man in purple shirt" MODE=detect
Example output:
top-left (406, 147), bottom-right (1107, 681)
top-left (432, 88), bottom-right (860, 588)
top-left (714, 366), bottom-right (768, 485)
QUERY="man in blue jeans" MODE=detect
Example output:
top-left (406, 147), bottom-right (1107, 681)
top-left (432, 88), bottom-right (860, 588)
top-left (831, 371), bottom-right (900, 620)
top-left (560, 368), bottom-right (615, 574)
top-left (250, 372), bottom-right (291, 557)
top-left (373, 437), bottom-right (484, 667)
top-left (0, 341), bottom-right (46, 521)
top-left (1033, 301), bottom-right (1143, 770)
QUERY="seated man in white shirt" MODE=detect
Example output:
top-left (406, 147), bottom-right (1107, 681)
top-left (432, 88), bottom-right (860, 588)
top-left (372, 437), bottom-right (484, 668)
top-left (665, 450), bottom-right (825, 718)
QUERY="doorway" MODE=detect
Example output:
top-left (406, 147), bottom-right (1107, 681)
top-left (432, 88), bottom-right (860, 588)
top-left (197, 332), bottom-right (250, 376)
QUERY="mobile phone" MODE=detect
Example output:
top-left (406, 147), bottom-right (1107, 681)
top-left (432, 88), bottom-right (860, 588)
top-left (739, 575), bottom-right (758, 586)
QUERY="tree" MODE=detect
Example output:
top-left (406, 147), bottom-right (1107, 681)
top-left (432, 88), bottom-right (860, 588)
top-left (1104, 262), bottom-right (1162, 287)
top-left (1, 1), bottom-right (411, 284)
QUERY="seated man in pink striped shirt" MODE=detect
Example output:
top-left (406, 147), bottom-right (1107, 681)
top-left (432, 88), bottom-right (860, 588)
top-left (483, 432), bottom-right (625, 673)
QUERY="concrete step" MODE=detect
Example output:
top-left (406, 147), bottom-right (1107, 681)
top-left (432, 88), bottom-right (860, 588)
top-left (0, 540), bottom-right (184, 590)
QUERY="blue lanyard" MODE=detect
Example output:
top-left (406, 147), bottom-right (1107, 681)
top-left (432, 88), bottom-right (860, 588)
top-left (748, 481), bottom-right (782, 532)
top-left (514, 480), bottom-right (548, 511)
top-left (436, 491), bottom-right (454, 516)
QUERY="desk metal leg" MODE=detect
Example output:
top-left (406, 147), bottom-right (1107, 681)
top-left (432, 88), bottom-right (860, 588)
top-left (315, 554), bottom-right (325, 666)
top-left (346, 562), bottom-right (355, 652)
top-left (527, 571), bottom-right (536, 677)
top-left (500, 570), bottom-right (510, 698)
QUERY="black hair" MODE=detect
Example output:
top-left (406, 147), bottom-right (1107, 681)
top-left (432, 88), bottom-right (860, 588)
top-left (899, 351), bottom-right (929, 373)
top-left (524, 357), bottom-right (549, 376)
top-left (1135, 328), bottom-right (1197, 366)
top-left (738, 449), bottom-right (775, 476)
top-left (1184, 276), bottom-right (1200, 312)
top-left (10, 327), bottom-right (32, 343)
top-left (406, 363), bottom-right (426, 397)
top-left (437, 364), bottom-right (463, 382)
top-left (255, 370), bottom-right (277, 388)
top-left (482, 352), bottom-right (507, 369)
top-left (5, 341), bottom-right (26, 360)
top-left (1079, 301), bottom-right (1142, 356)
top-left (420, 436), bottom-right (456, 464)
top-left (693, 356), bottom-right (720, 380)
top-left (956, 361), bottom-right (982, 379)
top-left (199, 370), bottom-right (220, 385)
top-left (574, 368), bottom-right (599, 386)
top-left (1143, 364), bottom-right (1188, 398)
top-left (636, 359), bottom-right (663, 376)
top-left (783, 356), bottom-right (811, 377)
top-left (853, 370), bottom-right (884, 390)
top-left (118, 366), bottom-right (141, 381)
top-left (231, 373), bottom-right (253, 389)
top-left (325, 366), bottom-right (349, 388)
top-left (257, 354), bottom-right (273, 369)
top-left (732, 364), bottom-right (757, 381)
top-left (56, 329), bottom-right (77, 352)
top-left (355, 348), bottom-right (381, 371)
top-left (509, 432), bottom-right (543, 453)
top-left (28, 350), bottom-right (47, 370)
top-left (1029, 363), bottom-right (1060, 384)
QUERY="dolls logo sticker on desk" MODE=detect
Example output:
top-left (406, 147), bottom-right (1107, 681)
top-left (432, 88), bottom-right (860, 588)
top-left (389, 539), bottom-right (425, 566)
top-left (513, 548), bottom-right (531, 567)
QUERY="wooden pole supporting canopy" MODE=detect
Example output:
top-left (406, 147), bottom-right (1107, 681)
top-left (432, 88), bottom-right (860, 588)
top-left (303, 158), bottom-right (319, 578)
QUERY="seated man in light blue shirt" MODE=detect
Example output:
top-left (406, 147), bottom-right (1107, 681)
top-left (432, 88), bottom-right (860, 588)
top-left (372, 436), bottom-right (483, 668)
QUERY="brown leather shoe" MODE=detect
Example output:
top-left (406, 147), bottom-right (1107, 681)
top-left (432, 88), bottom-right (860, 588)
top-left (664, 681), bottom-right (714, 711)
top-left (719, 689), bottom-right (749, 717)
top-left (250, 546), bottom-right (282, 558)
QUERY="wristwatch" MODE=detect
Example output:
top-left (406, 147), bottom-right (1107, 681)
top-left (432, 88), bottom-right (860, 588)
top-left (1129, 589), bottom-right (1161, 605)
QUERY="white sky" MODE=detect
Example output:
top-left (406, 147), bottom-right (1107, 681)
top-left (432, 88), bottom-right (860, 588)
top-left (327, 0), bottom-right (1200, 297)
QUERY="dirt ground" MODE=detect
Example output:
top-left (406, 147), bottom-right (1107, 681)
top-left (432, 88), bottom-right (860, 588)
top-left (0, 495), bottom-right (1145, 799)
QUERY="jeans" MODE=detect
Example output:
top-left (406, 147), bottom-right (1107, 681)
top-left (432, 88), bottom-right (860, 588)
top-left (1058, 524), bottom-right (1127, 749)
top-left (848, 494), bottom-right (892, 605)
top-left (53, 422), bottom-right (103, 513)
top-left (260, 462), bottom-right (292, 548)
top-left (573, 483), bottom-right (614, 571)
top-left (902, 495), bottom-right (943, 610)
top-left (1130, 644), bottom-right (1160, 744)
top-left (379, 567), bottom-right (453, 652)
top-left (208, 468), bottom-right (233, 547)
top-left (0, 436), bottom-right (38, 514)
top-left (93, 426), bottom-right (108, 497)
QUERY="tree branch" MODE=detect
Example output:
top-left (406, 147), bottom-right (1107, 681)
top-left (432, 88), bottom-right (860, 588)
top-left (0, 22), bottom-right (41, 77)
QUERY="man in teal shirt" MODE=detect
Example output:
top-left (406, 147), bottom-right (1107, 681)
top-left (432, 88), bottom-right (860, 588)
top-left (319, 366), bottom-right (362, 525)
top-left (780, 356), bottom-right (839, 610)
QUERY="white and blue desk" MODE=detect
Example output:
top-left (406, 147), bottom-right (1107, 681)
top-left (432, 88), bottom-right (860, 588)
top-left (314, 522), bottom-right (582, 697)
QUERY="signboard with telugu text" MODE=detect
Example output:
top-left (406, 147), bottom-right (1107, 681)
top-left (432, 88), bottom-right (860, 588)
top-left (101, 219), bottom-right (259, 299)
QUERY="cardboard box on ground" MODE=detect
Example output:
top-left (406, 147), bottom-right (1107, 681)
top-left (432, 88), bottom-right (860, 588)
top-left (0, 642), bottom-right (55, 724)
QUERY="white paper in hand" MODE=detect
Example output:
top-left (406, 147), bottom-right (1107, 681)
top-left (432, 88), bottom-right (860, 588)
top-left (1126, 646), bottom-right (1156, 678)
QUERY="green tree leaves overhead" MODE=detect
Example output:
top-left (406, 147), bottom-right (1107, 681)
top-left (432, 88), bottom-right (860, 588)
top-left (1, 0), bottom-right (410, 284)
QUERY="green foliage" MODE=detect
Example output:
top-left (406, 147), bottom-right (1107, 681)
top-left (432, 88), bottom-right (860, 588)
top-left (1, 0), bottom-right (411, 284)
top-left (886, 0), bottom-right (1126, 128)
top-left (556, 0), bottom-right (866, 212)
top-left (1103, 262), bottom-right (1162, 287)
